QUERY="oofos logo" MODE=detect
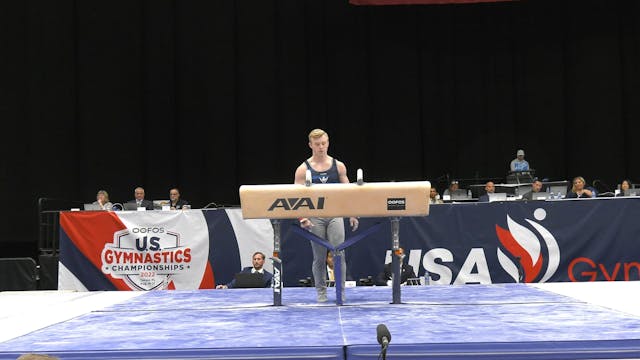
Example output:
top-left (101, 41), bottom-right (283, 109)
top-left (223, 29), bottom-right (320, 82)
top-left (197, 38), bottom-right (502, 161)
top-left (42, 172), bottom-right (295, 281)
top-left (495, 208), bottom-right (560, 283)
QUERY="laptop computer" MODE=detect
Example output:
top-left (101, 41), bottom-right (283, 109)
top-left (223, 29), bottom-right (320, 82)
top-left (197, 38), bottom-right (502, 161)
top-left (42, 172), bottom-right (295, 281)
top-left (624, 189), bottom-right (640, 197)
top-left (122, 202), bottom-right (139, 211)
top-left (549, 185), bottom-right (568, 197)
top-left (83, 203), bottom-right (102, 211)
top-left (530, 191), bottom-right (550, 200)
top-left (487, 193), bottom-right (507, 202)
top-left (153, 200), bottom-right (170, 210)
top-left (233, 272), bottom-right (265, 288)
top-left (450, 189), bottom-right (471, 200)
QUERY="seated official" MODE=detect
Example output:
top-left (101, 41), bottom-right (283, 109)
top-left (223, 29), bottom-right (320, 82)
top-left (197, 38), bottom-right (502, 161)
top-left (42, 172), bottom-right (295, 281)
top-left (169, 187), bottom-right (190, 209)
top-left (566, 176), bottom-right (596, 199)
top-left (617, 179), bottom-right (632, 196)
top-left (326, 251), bottom-right (336, 282)
top-left (376, 248), bottom-right (416, 286)
top-left (477, 181), bottom-right (495, 202)
top-left (429, 187), bottom-right (443, 204)
top-left (325, 251), bottom-right (354, 285)
top-left (216, 252), bottom-right (273, 289)
top-left (442, 180), bottom-right (459, 197)
top-left (522, 179), bottom-right (543, 200)
top-left (126, 187), bottom-right (154, 210)
top-left (92, 190), bottom-right (113, 210)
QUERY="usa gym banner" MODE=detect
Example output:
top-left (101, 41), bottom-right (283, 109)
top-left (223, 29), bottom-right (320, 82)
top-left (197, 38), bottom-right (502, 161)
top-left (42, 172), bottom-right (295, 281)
top-left (59, 199), bottom-right (640, 291)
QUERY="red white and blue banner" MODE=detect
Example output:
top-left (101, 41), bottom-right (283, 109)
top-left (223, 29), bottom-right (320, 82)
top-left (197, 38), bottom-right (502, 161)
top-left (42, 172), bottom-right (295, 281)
top-left (59, 199), bottom-right (640, 291)
top-left (59, 209), bottom-right (273, 291)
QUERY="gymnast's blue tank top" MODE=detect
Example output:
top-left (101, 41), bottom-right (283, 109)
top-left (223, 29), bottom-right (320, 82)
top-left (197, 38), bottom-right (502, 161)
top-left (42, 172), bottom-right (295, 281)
top-left (304, 158), bottom-right (340, 184)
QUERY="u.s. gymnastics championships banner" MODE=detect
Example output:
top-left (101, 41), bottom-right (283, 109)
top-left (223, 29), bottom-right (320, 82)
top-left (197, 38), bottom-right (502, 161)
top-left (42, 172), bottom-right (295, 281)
top-left (59, 199), bottom-right (640, 291)
top-left (59, 209), bottom-right (273, 291)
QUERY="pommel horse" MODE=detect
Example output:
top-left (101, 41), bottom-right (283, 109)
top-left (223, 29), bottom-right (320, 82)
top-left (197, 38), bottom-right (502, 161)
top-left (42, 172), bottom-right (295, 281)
top-left (239, 169), bottom-right (430, 305)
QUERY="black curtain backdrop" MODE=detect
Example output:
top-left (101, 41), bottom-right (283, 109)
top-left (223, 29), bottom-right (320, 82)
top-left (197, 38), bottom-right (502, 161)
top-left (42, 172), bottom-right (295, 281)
top-left (2, 0), bottom-right (640, 254)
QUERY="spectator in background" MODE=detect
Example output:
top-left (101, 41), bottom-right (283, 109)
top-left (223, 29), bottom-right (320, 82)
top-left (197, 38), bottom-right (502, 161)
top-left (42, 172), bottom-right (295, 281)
top-left (429, 187), bottom-right (443, 204)
top-left (216, 251), bottom-right (273, 289)
top-left (169, 188), bottom-right (190, 210)
top-left (478, 181), bottom-right (495, 202)
top-left (326, 250), bottom-right (335, 282)
top-left (566, 176), bottom-right (595, 198)
top-left (376, 248), bottom-right (416, 286)
top-left (92, 190), bottom-right (113, 210)
top-left (126, 187), bottom-right (154, 210)
top-left (442, 180), bottom-right (459, 197)
top-left (617, 179), bottom-right (632, 196)
top-left (510, 149), bottom-right (530, 172)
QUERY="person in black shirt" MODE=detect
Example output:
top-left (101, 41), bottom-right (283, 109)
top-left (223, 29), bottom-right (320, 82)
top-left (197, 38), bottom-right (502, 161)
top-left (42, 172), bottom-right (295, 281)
top-left (376, 248), bottom-right (416, 286)
top-left (169, 187), bottom-right (190, 209)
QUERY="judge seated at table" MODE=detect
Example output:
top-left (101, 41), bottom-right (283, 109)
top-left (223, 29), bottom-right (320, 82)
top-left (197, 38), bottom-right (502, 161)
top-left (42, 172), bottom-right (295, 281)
top-left (126, 187), bottom-right (154, 210)
top-left (566, 176), bottom-right (596, 199)
top-left (478, 181), bottom-right (495, 202)
top-left (376, 248), bottom-right (416, 286)
top-left (216, 252), bottom-right (273, 289)
top-left (522, 179), bottom-right (543, 200)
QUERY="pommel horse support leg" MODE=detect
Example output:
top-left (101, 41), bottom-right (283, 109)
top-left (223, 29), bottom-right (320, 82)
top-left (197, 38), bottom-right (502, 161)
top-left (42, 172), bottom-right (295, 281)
top-left (239, 179), bottom-right (430, 306)
top-left (270, 219), bottom-right (283, 306)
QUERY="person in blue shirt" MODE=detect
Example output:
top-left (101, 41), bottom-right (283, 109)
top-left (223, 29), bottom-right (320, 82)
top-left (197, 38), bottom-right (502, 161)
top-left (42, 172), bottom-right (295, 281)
top-left (510, 149), bottom-right (530, 172)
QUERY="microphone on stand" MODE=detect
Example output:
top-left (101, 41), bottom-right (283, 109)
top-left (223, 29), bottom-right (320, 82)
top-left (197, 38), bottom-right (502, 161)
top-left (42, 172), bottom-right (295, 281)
top-left (376, 324), bottom-right (391, 360)
top-left (515, 256), bottom-right (524, 283)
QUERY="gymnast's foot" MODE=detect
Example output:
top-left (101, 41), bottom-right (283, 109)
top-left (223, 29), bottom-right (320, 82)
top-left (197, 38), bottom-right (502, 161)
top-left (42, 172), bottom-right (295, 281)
top-left (317, 289), bottom-right (328, 303)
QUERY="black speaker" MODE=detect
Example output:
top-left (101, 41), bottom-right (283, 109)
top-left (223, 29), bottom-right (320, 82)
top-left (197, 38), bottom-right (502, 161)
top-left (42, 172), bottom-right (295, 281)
top-left (38, 254), bottom-right (59, 290)
top-left (0, 257), bottom-right (37, 291)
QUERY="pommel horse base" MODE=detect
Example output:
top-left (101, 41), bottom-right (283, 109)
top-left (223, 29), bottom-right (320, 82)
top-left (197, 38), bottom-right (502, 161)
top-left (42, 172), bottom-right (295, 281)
top-left (239, 177), bottom-right (430, 306)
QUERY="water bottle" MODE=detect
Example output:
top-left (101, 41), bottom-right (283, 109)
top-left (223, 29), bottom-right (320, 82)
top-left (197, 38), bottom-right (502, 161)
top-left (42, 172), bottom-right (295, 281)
top-left (468, 189), bottom-right (472, 199)
top-left (549, 191), bottom-right (554, 200)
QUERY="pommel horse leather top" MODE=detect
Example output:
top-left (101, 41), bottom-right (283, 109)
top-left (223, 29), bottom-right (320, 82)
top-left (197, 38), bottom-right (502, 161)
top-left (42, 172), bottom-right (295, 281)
top-left (239, 181), bottom-right (431, 219)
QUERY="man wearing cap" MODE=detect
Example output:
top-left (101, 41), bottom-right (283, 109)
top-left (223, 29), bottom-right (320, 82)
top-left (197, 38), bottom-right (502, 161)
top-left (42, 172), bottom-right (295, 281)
top-left (510, 149), bottom-right (530, 172)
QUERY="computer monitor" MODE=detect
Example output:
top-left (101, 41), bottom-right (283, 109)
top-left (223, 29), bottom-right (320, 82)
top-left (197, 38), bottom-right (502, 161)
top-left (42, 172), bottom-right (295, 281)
top-left (233, 272), bottom-right (265, 288)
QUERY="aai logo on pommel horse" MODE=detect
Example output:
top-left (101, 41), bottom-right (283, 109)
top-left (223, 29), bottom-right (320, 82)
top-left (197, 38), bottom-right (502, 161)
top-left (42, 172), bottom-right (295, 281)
top-left (268, 197), bottom-right (325, 211)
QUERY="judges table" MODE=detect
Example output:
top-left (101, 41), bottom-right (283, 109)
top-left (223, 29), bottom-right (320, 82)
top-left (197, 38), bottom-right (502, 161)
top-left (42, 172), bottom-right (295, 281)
top-left (59, 197), bottom-right (640, 291)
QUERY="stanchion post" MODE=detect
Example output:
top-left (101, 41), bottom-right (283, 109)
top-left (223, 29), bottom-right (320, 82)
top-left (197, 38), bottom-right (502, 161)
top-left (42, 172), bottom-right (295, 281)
top-left (390, 217), bottom-right (401, 304)
top-left (334, 250), bottom-right (343, 306)
top-left (271, 219), bottom-right (283, 306)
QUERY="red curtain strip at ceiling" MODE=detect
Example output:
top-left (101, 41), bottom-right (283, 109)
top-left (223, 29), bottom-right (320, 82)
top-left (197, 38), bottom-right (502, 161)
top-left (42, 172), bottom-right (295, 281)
top-left (350, 0), bottom-right (515, 5)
